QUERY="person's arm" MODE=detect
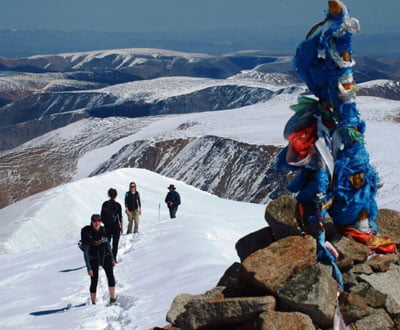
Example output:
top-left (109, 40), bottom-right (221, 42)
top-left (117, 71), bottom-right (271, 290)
top-left (124, 192), bottom-right (131, 214)
top-left (118, 203), bottom-right (123, 233)
top-left (137, 192), bottom-right (142, 214)
top-left (81, 228), bottom-right (92, 274)
top-left (100, 201), bottom-right (107, 220)
top-left (82, 244), bottom-right (92, 273)
top-left (176, 192), bottom-right (181, 205)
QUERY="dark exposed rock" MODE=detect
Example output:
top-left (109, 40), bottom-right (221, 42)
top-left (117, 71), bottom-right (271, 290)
top-left (350, 283), bottom-right (387, 308)
top-left (92, 136), bottom-right (288, 204)
top-left (332, 235), bottom-right (370, 264)
top-left (338, 292), bottom-right (373, 324)
top-left (217, 263), bottom-right (242, 287)
top-left (166, 287), bottom-right (276, 330)
top-left (385, 294), bottom-right (400, 321)
top-left (352, 263), bottom-right (373, 275)
top-left (264, 195), bottom-right (301, 239)
top-left (337, 256), bottom-right (354, 272)
top-left (278, 263), bottom-right (337, 329)
top-left (217, 263), bottom-right (262, 298)
top-left (343, 271), bottom-right (359, 290)
top-left (235, 227), bottom-right (275, 262)
top-left (366, 254), bottom-right (398, 273)
top-left (237, 310), bottom-right (315, 330)
top-left (239, 235), bottom-right (317, 295)
top-left (360, 264), bottom-right (400, 307)
top-left (354, 308), bottom-right (394, 330)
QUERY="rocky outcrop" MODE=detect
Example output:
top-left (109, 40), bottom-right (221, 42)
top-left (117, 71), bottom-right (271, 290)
top-left (278, 263), bottom-right (338, 328)
top-left (157, 195), bottom-right (399, 329)
top-left (239, 236), bottom-right (317, 295)
top-left (92, 136), bottom-right (291, 204)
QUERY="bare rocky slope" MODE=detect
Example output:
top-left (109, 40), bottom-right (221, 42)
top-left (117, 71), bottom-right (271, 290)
top-left (91, 135), bottom-right (291, 204)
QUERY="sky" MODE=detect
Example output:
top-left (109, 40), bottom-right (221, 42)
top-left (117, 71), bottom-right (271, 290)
top-left (0, 0), bottom-right (398, 34)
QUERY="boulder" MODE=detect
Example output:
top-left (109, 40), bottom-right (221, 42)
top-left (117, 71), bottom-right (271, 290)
top-left (336, 256), bottom-right (354, 272)
top-left (360, 264), bottom-right (400, 306)
top-left (354, 308), bottom-right (394, 330)
top-left (278, 263), bottom-right (338, 328)
top-left (332, 235), bottom-right (370, 264)
top-left (264, 195), bottom-right (301, 239)
top-left (376, 209), bottom-right (400, 244)
top-left (235, 227), bottom-right (275, 262)
top-left (338, 292), bottom-right (372, 324)
top-left (365, 254), bottom-right (398, 273)
top-left (342, 271), bottom-right (359, 290)
top-left (239, 235), bottom-right (317, 295)
top-left (385, 294), bottom-right (400, 321)
top-left (352, 263), bottom-right (373, 275)
top-left (166, 287), bottom-right (276, 330)
top-left (237, 310), bottom-right (315, 330)
top-left (217, 263), bottom-right (260, 298)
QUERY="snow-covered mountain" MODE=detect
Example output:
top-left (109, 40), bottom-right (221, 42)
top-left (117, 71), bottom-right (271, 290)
top-left (0, 46), bottom-right (400, 329)
top-left (0, 74), bottom-right (301, 150)
top-left (0, 168), bottom-right (266, 329)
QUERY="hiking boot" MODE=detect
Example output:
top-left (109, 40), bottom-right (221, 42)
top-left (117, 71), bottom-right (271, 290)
top-left (110, 297), bottom-right (117, 305)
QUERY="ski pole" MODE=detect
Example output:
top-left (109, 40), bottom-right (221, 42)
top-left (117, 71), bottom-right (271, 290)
top-left (158, 203), bottom-right (160, 221)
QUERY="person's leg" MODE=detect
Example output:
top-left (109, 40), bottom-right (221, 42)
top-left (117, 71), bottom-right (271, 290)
top-left (112, 229), bottom-right (120, 260)
top-left (89, 260), bottom-right (99, 304)
top-left (103, 257), bottom-right (116, 303)
top-left (171, 206), bottom-right (178, 218)
top-left (168, 207), bottom-right (173, 219)
top-left (133, 210), bottom-right (140, 233)
top-left (127, 212), bottom-right (133, 234)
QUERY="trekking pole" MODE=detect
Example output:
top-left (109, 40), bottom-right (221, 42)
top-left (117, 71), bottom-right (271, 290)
top-left (158, 203), bottom-right (161, 221)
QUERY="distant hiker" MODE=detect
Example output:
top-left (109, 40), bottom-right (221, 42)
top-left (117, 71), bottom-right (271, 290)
top-left (101, 188), bottom-right (123, 261)
top-left (125, 182), bottom-right (141, 234)
top-left (165, 184), bottom-right (181, 219)
top-left (80, 214), bottom-right (117, 305)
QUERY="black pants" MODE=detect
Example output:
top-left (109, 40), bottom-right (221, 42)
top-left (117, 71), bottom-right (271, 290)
top-left (89, 255), bottom-right (115, 293)
top-left (105, 226), bottom-right (121, 260)
top-left (169, 206), bottom-right (178, 219)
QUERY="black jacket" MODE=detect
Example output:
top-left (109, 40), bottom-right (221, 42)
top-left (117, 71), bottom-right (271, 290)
top-left (81, 225), bottom-right (114, 271)
top-left (125, 191), bottom-right (141, 211)
top-left (101, 199), bottom-right (122, 230)
top-left (165, 191), bottom-right (181, 208)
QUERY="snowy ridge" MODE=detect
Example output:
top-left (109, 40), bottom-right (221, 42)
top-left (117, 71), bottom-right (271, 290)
top-left (0, 168), bottom-right (265, 329)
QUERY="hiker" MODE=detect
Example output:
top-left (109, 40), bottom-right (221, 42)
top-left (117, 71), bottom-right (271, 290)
top-left (80, 214), bottom-right (116, 305)
top-left (125, 182), bottom-right (141, 234)
top-left (101, 188), bottom-right (123, 261)
top-left (165, 184), bottom-right (181, 219)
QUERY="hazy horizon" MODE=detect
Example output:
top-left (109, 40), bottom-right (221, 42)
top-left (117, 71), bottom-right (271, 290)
top-left (1, 0), bottom-right (399, 34)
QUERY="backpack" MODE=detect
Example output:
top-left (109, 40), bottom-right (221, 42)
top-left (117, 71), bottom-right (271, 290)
top-left (101, 200), bottom-right (119, 227)
top-left (77, 240), bottom-right (84, 252)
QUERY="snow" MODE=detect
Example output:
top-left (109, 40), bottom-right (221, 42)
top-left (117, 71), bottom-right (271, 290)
top-left (0, 168), bottom-right (265, 329)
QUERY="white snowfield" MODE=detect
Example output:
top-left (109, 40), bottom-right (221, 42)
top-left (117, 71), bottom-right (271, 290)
top-left (0, 168), bottom-right (265, 329)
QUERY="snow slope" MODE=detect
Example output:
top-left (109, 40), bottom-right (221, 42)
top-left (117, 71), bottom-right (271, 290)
top-left (0, 168), bottom-right (265, 329)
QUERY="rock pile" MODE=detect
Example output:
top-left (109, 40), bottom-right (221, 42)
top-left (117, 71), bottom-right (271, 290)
top-left (153, 195), bottom-right (400, 330)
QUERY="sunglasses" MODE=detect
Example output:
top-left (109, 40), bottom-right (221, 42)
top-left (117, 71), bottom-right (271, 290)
top-left (130, 185), bottom-right (136, 188)
top-left (92, 219), bottom-right (102, 223)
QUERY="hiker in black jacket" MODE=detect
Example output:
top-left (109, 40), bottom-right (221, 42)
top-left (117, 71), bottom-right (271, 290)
top-left (125, 182), bottom-right (141, 234)
top-left (81, 214), bottom-right (116, 305)
top-left (165, 184), bottom-right (181, 219)
top-left (101, 188), bottom-right (123, 260)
